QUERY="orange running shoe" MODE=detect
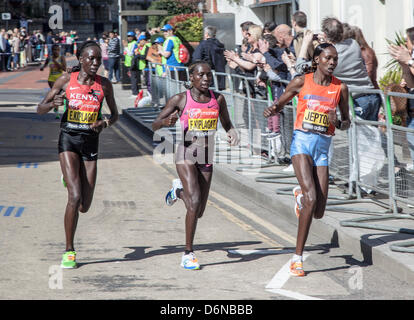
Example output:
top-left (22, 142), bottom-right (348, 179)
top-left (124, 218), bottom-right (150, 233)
top-left (292, 186), bottom-right (303, 218)
top-left (290, 261), bottom-right (305, 277)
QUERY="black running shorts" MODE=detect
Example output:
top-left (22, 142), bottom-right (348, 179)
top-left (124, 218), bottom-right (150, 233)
top-left (58, 131), bottom-right (99, 161)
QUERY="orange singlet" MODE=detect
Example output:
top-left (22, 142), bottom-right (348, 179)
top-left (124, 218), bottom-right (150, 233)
top-left (294, 73), bottom-right (342, 136)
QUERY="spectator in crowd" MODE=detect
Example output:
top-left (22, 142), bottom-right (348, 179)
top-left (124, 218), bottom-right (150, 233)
top-left (321, 17), bottom-right (381, 121)
top-left (259, 33), bottom-right (295, 162)
top-left (0, 29), bottom-right (7, 71)
top-left (100, 35), bottom-right (109, 78)
top-left (65, 31), bottom-right (73, 56)
top-left (36, 30), bottom-right (45, 61)
top-left (273, 24), bottom-right (295, 54)
top-left (352, 26), bottom-right (379, 89)
top-left (4, 33), bottom-right (12, 71)
top-left (389, 27), bottom-right (414, 171)
top-left (228, 21), bottom-right (254, 94)
top-left (107, 30), bottom-right (121, 84)
top-left (19, 33), bottom-right (27, 68)
top-left (29, 31), bottom-right (38, 62)
top-left (158, 24), bottom-right (186, 81)
top-left (291, 11), bottom-right (314, 62)
top-left (11, 32), bottom-right (20, 70)
top-left (225, 24), bottom-right (263, 153)
top-left (124, 31), bottom-right (138, 96)
top-left (46, 31), bottom-right (54, 58)
top-left (135, 28), bottom-right (141, 40)
top-left (147, 37), bottom-right (164, 77)
top-left (192, 25), bottom-right (227, 91)
top-left (133, 34), bottom-right (151, 94)
top-left (263, 22), bottom-right (277, 36)
top-left (225, 24), bottom-right (262, 97)
top-left (342, 23), bottom-right (355, 41)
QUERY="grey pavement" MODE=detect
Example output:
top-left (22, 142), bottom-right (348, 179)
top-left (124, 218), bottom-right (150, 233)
top-left (115, 83), bottom-right (414, 285)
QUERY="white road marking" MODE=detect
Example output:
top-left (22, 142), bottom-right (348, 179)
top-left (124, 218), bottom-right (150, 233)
top-left (210, 191), bottom-right (297, 245)
top-left (265, 253), bottom-right (324, 300)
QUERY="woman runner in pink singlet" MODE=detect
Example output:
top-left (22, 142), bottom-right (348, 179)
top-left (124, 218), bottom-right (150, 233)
top-left (152, 61), bottom-right (239, 270)
top-left (37, 41), bottom-right (119, 269)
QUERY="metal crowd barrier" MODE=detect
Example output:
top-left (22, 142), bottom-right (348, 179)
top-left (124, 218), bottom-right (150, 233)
top-left (146, 62), bottom-right (414, 253)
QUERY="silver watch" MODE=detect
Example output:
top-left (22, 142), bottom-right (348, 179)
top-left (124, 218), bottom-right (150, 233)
top-left (408, 59), bottom-right (414, 67)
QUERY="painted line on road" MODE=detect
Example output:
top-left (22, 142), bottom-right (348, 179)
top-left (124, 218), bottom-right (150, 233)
top-left (264, 253), bottom-right (323, 300)
top-left (265, 253), bottom-right (310, 289)
top-left (208, 200), bottom-right (282, 248)
top-left (2, 206), bottom-right (25, 217)
top-left (17, 162), bottom-right (38, 168)
top-left (209, 191), bottom-right (297, 245)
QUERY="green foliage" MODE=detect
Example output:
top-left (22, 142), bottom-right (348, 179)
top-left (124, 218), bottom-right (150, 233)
top-left (147, 0), bottom-right (199, 29)
top-left (174, 16), bottom-right (203, 42)
top-left (379, 31), bottom-right (407, 90)
top-left (379, 68), bottom-right (403, 91)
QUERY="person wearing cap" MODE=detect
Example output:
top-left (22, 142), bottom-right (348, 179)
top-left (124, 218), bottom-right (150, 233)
top-left (146, 37), bottom-right (164, 77)
top-left (158, 24), bottom-right (186, 81)
top-left (132, 34), bottom-right (151, 94)
top-left (124, 31), bottom-right (138, 96)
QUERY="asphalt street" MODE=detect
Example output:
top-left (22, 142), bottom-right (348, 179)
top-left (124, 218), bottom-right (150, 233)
top-left (0, 62), bottom-right (413, 304)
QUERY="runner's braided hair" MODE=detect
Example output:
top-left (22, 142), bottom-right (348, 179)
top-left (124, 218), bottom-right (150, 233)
top-left (184, 60), bottom-right (211, 89)
top-left (70, 40), bottom-right (102, 73)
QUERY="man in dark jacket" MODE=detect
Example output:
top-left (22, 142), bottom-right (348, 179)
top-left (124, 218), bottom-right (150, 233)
top-left (192, 26), bottom-right (227, 90)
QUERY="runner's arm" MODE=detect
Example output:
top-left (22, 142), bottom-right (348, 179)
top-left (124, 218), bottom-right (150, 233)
top-left (92, 78), bottom-right (119, 132)
top-left (217, 93), bottom-right (239, 146)
top-left (36, 73), bottom-right (70, 114)
top-left (60, 56), bottom-right (67, 72)
top-left (40, 57), bottom-right (49, 71)
top-left (263, 75), bottom-right (305, 117)
top-left (152, 93), bottom-right (184, 131)
top-left (336, 83), bottom-right (351, 130)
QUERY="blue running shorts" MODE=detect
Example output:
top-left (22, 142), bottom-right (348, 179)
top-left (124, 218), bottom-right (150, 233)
top-left (290, 130), bottom-right (332, 167)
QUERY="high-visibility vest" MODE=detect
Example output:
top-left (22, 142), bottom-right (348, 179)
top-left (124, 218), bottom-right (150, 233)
top-left (138, 43), bottom-right (151, 70)
top-left (162, 36), bottom-right (182, 65)
top-left (124, 40), bottom-right (137, 67)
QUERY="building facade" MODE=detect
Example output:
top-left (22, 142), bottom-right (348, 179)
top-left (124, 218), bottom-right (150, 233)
top-left (0, 0), bottom-right (153, 39)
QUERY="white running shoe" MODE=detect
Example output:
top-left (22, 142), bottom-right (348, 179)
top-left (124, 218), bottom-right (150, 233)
top-left (181, 252), bottom-right (200, 270)
top-left (165, 179), bottom-right (183, 206)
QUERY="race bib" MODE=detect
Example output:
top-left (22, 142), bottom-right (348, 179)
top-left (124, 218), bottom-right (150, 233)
top-left (188, 118), bottom-right (218, 131)
top-left (302, 109), bottom-right (329, 133)
top-left (68, 109), bottom-right (98, 124)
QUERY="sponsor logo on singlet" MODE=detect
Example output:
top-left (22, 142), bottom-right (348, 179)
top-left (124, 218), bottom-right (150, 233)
top-left (187, 108), bottom-right (219, 132)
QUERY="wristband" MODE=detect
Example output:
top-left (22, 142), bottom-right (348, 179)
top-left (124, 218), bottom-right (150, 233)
top-left (104, 119), bottom-right (110, 128)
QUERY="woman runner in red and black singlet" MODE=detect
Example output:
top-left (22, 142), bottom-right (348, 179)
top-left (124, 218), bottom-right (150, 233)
top-left (37, 40), bottom-right (119, 268)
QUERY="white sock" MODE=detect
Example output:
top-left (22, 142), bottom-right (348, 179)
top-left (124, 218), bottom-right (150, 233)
top-left (292, 254), bottom-right (303, 263)
top-left (296, 194), bottom-right (303, 209)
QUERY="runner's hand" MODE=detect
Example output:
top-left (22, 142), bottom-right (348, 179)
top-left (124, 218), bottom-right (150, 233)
top-left (52, 92), bottom-right (65, 108)
top-left (90, 120), bottom-right (106, 133)
top-left (328, 109), bottom-right (338, 126)
top-left (227, 128), bottom-right (240, 146)
top-left (163, 110), bottom-right (179, 127)
top-left (263, 105), bottom-right (277, 118)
